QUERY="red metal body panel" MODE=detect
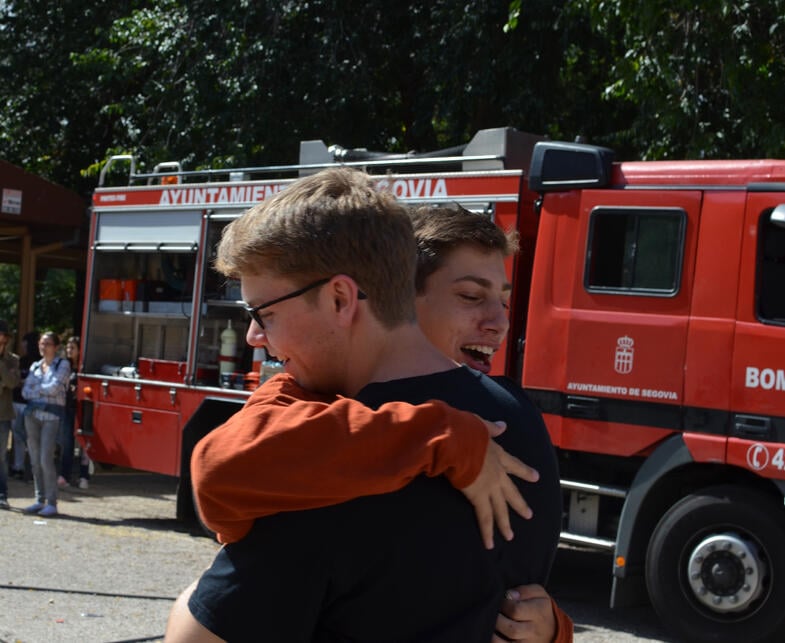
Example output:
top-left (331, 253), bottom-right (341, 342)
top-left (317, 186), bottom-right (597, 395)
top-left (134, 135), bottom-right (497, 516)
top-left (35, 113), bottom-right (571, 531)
top-left (93, 172), bottom-right (525, 210)
top-left (614, 159), bottom-right (785, 186)
top-left (730, 192), bottom-right (785, 418)
top-left (137, 358), bottom-right (187, 383)
top-left (682, 191), bottom-right (743, 411)
top-left (727, 438), bottom-right (785, 481)
top-left (731, 322), bottom-right (785, 417)
top-left (524, 188), bottom-right (701, 451)
top-left (77, 374), bottom-right (247, 475)
top-left (521, 192), bottom-right (580, 393)
top-left (552, 416), bottom-right (676, 457)
top-left (682, 432), bottom-right (728, 464)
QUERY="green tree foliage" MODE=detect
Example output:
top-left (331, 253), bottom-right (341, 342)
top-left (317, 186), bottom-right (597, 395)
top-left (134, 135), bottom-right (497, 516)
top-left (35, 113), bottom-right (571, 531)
top-left (575, 0), bottom-right (785, 158)
top-left (34, 268), bottom-right (77, 337)
top-left (0, 0), bottom-right (616, 190)
top-left (2, 0), bottom-right (785, 341)
top-left (0, 1), bottom-right (146, 193)
top-left (2, 0), bottom-right (785, 188)
top-left (0, 264), bottom-right (73, 337)
top-left (0, 264), bottom-right (20, 330)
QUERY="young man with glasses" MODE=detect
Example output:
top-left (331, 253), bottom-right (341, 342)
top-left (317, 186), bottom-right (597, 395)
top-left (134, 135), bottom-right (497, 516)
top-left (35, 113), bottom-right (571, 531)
top-left (193, 212), bottom-right (570, 641)
top-left (166, 167), bottom-right (564, 642)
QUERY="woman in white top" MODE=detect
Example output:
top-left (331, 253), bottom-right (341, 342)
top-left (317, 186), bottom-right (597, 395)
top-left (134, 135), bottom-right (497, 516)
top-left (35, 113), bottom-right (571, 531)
top-left (21, 331), bottom-right (71, 517)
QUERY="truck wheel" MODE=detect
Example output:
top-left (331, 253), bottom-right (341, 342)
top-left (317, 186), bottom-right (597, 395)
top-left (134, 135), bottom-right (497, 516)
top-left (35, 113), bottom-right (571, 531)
top-left (192, 488), bottom-right (217, 541)
top-left (175, 477), bottom-right (197, 523)
top-left (646, 485), bottom-right (785, 643)
top-left (175, 477), bottom-right (217, 540)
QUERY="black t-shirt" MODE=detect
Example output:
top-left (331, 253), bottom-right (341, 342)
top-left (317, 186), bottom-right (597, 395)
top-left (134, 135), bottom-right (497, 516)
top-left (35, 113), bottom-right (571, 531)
top-left (189, 366), bottom-right (561, 642)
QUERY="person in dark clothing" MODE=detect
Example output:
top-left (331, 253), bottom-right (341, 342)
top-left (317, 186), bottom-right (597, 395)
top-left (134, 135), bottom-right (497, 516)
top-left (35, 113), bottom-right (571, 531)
top-left (0, 320), bottom-right (21, 509)
top-left (165, 168), bottom-right (562, 642)
top-left (188, 369), bottom-right (559, 642)
top-left (413, 204), bottom-right (568, 642)
top-left (57, 336), bottom-right (91, 489)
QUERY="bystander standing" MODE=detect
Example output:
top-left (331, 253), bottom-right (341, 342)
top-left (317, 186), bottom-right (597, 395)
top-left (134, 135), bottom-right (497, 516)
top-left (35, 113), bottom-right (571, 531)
top-left (21, 331), bottom-right (70, 517)
top-left (58, 336), bottom-right (90, 490)
top-left (0, 320), bottom-right (21, 510)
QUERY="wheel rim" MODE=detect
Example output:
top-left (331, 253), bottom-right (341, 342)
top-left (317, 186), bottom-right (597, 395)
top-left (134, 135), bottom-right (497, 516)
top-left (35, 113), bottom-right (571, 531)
top-left (686, 533), bottom-right (765, 613)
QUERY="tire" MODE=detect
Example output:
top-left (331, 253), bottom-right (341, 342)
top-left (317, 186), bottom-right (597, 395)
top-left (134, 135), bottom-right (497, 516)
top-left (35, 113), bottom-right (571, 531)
top-left (192, 490), bottom-right (217, 541)
top-left (646, 485), bottom-right (785, 643)
top-left (175, 477), bottom-right (197, 523)
top-left (175, 477), bottom-right (217, 539)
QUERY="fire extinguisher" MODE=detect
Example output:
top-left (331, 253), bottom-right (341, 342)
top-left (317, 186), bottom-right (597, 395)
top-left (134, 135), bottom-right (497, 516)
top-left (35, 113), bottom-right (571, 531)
top-left (219, 320), bottom-right (237, 377)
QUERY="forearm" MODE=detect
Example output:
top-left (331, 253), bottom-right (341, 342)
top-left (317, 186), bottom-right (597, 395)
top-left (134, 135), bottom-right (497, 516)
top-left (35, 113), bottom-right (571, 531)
top-left (39, 366), bottom-right (69, 396)
top-left (192, 375), bottom-right (489, 543)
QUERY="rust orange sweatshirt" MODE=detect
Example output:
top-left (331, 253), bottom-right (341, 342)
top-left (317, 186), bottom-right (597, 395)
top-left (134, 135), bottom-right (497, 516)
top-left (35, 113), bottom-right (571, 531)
top-left (192, 373), bottom-right (490, 543)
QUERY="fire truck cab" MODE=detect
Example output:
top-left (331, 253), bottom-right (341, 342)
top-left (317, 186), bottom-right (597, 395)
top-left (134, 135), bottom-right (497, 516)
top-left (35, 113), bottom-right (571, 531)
top-left (78, 128), bottom-right (785, 642)
top-left (525, 142), bottom-right (785, 643)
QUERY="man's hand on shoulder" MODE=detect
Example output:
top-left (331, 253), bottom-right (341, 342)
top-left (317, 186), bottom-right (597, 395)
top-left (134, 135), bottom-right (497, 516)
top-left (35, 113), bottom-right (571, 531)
top-left (461, 420), bottom-right (538, 549)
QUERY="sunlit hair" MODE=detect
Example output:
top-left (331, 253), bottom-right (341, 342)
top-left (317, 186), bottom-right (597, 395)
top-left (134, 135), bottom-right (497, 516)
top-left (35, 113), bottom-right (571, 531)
top-left (409, 204), bottom-right (519, 294)
top-left (215, 167), bottom-right (417, 328)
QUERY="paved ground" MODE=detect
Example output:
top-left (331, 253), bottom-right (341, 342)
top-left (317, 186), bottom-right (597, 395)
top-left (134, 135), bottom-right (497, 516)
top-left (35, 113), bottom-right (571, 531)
top-left (0, 470), bottom-right (219, 643)
top-left (548, 548), bottom-right (676, 642)
top-left (0, 469), bottom-right (676, 643)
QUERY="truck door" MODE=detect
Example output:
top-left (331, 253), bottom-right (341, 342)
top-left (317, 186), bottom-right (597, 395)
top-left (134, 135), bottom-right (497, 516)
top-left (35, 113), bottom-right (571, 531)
top-left (560, 190), bottom-right (701, 457)
top-left (727, 194), bottom-right (785, 474)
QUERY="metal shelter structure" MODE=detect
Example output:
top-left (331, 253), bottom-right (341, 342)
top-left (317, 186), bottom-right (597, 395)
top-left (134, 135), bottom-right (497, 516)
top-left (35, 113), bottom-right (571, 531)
top-left (0, 160), bottom-right (87, 347)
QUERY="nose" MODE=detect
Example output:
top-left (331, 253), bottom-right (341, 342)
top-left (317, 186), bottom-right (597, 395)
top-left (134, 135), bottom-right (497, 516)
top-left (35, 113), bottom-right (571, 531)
top-left (482, 300), bottom-right (510, 336)
top-left (245, 318), bottom-right (268, 348)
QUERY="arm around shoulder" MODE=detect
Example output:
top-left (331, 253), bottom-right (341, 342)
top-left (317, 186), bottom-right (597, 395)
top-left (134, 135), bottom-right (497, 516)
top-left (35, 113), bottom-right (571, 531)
top-left (191, 374), bottom-right (490, 543)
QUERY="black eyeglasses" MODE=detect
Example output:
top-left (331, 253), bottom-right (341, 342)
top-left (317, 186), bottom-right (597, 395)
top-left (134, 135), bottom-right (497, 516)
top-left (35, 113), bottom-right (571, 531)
top-left (243, 277), bottom-right (367, 330)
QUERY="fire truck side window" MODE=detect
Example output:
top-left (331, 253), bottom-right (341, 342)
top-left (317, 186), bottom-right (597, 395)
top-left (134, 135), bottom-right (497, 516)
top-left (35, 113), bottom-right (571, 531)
top-left (585, 208), bottom-right (685, 295)
top-left (757, 209), bottom-right (785, 324)
top-left (85, 250), bottom-right (197, 375)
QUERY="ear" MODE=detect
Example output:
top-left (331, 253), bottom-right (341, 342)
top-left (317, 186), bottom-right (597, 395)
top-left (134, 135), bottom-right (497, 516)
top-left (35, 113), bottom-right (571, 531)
top-left (327, 275), bottom-right (363, 327)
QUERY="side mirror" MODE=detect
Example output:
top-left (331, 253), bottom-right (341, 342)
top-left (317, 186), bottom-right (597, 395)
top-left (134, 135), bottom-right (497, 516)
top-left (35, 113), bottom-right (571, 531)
top-left (771, 205), bottom-right (785, 228)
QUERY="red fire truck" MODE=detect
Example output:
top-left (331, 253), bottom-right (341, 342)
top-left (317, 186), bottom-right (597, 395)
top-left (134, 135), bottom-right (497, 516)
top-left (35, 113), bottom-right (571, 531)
top-left (79, 128), bottom-right (785, 642)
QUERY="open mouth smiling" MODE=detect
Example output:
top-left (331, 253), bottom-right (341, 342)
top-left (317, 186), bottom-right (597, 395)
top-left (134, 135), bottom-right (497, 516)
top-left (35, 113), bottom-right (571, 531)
top-left (460, 344), bottom-right (497, 372)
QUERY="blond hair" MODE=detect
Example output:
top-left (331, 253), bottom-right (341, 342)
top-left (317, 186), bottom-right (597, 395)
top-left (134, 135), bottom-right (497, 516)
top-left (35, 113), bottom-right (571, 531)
top-left (215, 167), bottom-right (417, 327)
